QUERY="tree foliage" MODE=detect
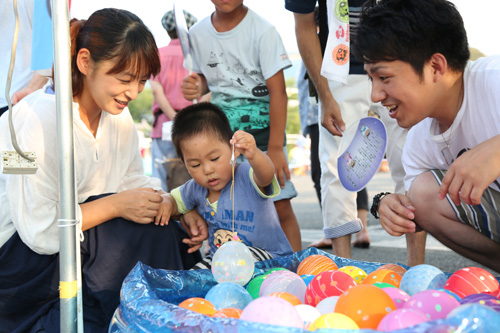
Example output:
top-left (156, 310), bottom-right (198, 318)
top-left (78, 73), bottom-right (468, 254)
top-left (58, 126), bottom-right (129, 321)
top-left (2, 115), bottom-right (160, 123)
top-left (129, 80), bottom-right (303, 136)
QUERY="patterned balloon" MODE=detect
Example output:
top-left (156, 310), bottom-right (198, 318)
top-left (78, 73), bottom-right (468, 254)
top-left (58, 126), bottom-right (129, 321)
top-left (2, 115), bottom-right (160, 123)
top-left (335, 284), bottom-right (396, 329)
top-left (259, 271), bottom-right (307, 303)
top-left (460, 293), bottom-right (498, 305)
top-left (205, 282), bottom-right (253, 310)
top-left (377, 308), bottom-right (429, 332)
top-left (212, 307), bottom-right (242, 318)
top-left (305, 270), bottom-right (357, 306)
top-left (403, 289), bottom-right (460, 320)
top-left (363, 269), bottom-right (402, 288)
top-left (240, 296), bottom-right (303, 329)
top-left (315, 296), bottom-right (339, 315)
top-left (178, 297), bottom-right (217, 316)
top-left (269, 291), bottom-right (302, 306)
top-left (294, 304), bottom-right (322, 330)
top-left (308, 313), bottom-right (359, 330)
top-left (400, 264), bottom-right (447, 296)
top-left (445, 267), bottom-right (500, 299)
top-left (377, 263), bottom-right (408, 277)
top-left (245, 274), bottom-right (266, 299)
top-left (297, 255), bottom-right (338, 276)
top-left (338, 265), bottom-right (368, 284)
top-left (211, 241), bottom-right (255, 286)
top-left (382, 287), bottom-right (411, 309)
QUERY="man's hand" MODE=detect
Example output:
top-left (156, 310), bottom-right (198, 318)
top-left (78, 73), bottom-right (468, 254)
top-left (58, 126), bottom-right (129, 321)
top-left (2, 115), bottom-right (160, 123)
top-left (180, 210), bottom-right (208, 253)
top-left (320, 93), bottom-right (345, 136)
top-left (439, 136), bottom-right (500, 205)
top-left (378, 193), bottom-right (417, 236)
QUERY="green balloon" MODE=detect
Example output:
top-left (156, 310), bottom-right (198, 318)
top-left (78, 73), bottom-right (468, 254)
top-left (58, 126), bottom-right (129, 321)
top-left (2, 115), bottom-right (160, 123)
top-left (245, 275), bottom-right (267, 299)
top-left (263, 267), bottom-right (289, 276)
top-left (373, 282), bottom-right (396, 289)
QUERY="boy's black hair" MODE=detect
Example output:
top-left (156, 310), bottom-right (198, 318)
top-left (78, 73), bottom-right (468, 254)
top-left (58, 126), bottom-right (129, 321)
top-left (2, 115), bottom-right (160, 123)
top-left (352, 0), bottom-right (470, 78)
top-left (172, 102), bottom-right (233, 161)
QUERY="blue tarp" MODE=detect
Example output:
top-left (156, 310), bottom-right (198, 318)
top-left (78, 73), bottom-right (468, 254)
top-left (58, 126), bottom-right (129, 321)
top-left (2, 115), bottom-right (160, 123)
top-left (109, 248), bottom-right (500, 332)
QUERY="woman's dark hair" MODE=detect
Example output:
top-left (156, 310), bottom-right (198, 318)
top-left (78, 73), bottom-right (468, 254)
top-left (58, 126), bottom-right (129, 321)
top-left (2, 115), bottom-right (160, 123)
top-left (172, 102), bottom-right (233, 161)
top-left (352, 0), bottom-right (469, 77)
top-left (69, 8), bottom-right (160, 96)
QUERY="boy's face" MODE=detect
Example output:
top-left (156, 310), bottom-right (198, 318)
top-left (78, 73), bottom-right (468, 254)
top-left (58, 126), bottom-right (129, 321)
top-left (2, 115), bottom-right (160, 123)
top-left (211, 0), bottom-right (244, 14)
top-left (180, 133), bottom-right (233, 195)
top-left (365, 60), bottom-right (438, 129)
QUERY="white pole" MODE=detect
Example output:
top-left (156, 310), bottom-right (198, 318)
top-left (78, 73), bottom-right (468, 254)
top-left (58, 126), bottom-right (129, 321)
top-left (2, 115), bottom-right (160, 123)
top-left (51, 0), bottom-right (79, 331)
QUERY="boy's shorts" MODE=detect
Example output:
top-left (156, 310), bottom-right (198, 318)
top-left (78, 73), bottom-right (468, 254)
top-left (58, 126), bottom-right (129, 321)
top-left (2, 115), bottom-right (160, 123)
top-left (431, 169), bottom-right (500, 243)
top-left (237, 146), bottom-right (298, 201)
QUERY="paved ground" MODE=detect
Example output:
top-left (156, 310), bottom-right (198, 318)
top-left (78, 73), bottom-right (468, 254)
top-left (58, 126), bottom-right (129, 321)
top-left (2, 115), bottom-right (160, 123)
top-left (290, 169), bottom-right (499, 275)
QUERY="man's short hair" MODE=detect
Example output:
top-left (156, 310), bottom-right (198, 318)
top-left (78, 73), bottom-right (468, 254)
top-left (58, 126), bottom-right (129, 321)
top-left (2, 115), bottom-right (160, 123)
top-left (352, 0), bottom-right (470, 77)
top-left (172, 102), bottom-right (233, 161)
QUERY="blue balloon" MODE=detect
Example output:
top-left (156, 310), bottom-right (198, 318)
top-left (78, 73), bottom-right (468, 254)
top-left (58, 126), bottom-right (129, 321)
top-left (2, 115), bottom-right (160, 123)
top-left (400, 264), bottom-right (447, 296)
top-left (300, 274), bottom-right (315, 286)
top-left (205, 282), bottom-right (253, 310)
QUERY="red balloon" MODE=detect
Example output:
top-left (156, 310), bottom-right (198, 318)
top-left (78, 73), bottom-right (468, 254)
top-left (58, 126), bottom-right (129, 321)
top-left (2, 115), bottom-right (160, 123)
top-left (305, 270), bottom-right (357, 306)
top-left (444, 267), bottom-right (500, 299)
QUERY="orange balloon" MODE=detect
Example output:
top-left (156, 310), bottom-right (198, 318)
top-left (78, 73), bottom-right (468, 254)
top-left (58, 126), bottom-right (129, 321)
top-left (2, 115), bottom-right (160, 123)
top-left (297, 255), bottom-right (338, 276)
top-left (212, 307), bottom-right (243, 319)
top-left (335, 284), bottom-right (396, 329)
top-left (269, 291), bottom-right (302, 306)
top-left (362, 269), bottom-right (402, 288)
top-left (178, 297), bottom-right (217, 316)
top-left (377, 264), bottom-right (407, 276)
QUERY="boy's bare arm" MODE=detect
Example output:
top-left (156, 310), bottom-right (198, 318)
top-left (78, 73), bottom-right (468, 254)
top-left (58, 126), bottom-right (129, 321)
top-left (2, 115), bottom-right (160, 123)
top-left (232, 130), bottom-right (275, 188)
top-left (265, 70), bottom-right (290, 187)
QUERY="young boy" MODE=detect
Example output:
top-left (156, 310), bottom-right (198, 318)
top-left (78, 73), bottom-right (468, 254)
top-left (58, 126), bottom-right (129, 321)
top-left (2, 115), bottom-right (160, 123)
top-left (353, 0), bottom-right (500, 272)
top-left (159, 102), bottom-right (294, 268)
top-left (181, 0), bottom-right (302, 252)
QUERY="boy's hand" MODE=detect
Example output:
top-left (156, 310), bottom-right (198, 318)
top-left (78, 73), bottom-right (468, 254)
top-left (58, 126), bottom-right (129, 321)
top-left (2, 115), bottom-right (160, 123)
top-left (181, 73), bottom-right (202, 101)
top-left (154, 194), bottom-right (176, 226)
top-left (267, 147), bottom-right (290, 188)
top-left (231, 130), bottom-right (258, 160)
top-left (180, 210), bottom-right (208, 253)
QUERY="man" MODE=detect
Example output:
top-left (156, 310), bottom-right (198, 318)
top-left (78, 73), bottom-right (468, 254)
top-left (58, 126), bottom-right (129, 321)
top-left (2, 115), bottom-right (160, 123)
top-left (285, 0), bottom-right (417, 261)
top-left (353, 0), bottom-right (500, 272)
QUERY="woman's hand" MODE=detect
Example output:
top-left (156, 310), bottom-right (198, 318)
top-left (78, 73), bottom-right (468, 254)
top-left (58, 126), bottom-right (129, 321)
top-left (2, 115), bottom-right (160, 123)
top-left (116, 188), bottom-right (163, 224)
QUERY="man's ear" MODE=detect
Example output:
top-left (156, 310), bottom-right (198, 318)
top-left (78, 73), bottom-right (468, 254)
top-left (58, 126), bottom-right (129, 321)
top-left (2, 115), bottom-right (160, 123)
top-left (76, 48), bottom-right (91, 76)
top-left (429, 53), bottom-right (448, 82)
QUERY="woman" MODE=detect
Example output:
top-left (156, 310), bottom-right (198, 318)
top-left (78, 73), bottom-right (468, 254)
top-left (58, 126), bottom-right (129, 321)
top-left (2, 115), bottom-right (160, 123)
top-left (0, 8), bottom-right (203, 332)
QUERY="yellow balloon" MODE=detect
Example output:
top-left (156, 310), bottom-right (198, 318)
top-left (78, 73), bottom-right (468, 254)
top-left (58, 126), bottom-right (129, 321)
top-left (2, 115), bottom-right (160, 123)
top-left (338, 266), bottom-right (367, 284)
top-left (308, 313), bottom-right (359, 331)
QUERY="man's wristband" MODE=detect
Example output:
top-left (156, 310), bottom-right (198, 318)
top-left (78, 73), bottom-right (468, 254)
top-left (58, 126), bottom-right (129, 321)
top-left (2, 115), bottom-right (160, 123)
top-left (370, 192), bottom-right (391, 219)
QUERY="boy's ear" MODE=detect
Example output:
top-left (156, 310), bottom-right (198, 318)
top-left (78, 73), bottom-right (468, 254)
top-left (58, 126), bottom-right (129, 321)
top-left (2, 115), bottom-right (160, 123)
top-left (429, 53), bottom-right (448, 82)
top-left (76, 48), bottom-right (91, 76)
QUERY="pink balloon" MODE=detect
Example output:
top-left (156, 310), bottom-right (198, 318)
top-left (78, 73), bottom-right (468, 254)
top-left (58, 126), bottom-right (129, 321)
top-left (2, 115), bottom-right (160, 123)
top-left (382, 287), bottom-right (411, 309)
top-left (404, 289), bottom-right (460, 320)
top-left (377, 308), bottom-right (429, 331)
top-left (240, 296), bottom-right (303, 329)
